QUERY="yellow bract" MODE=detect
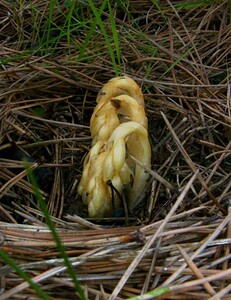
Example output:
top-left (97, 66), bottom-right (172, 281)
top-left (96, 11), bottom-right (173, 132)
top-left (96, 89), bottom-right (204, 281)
top-left (78, 76), bottom-right (151, 217)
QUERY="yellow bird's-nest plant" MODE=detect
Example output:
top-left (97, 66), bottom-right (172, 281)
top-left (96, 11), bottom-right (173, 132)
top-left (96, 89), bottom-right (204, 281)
top-left (78, 76), bottom-right (151, 217)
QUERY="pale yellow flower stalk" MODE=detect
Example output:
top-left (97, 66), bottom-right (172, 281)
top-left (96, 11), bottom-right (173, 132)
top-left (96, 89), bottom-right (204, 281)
top-left (90, 94), bottom-right (148, 144)
top-left (78, 121), bottom-right (151, 217)
top-left (78, 76), bottom-right (151, 217)
top-left (105, 121), bottom-right (151, 212)
top-left (96, 76), bottom-right (144, 107)
top-left (78, 141), bottom-right (113, 217)
top-left (90, 76), bottom-right (145, 146)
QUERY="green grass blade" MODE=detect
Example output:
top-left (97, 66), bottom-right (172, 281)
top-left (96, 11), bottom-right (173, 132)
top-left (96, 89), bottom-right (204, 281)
top-left (87, 0), bottom-right (120, 76)
top-left (127, 286), bottom-right (170, 300)
top-left (150, 0), bottom-right (167, 22)
top-left (79, 0), bottom-right (108, 58)
top-left (0, 250), bottom-right (50, 299)
top-left (174, 1), bottom-right (214, 9)
top-left (158, 45), bottom-right (195, 80)
top-left (108, 1), bottom-right (122, 75)
top-left (24, 162), bottom-right (86, 300)
top-left (0, 51), bottom-right (31, 65)
top-left (44, 0), bottom-right (56, 50)
top-left (66, 2), bottom-right (76, 54)
top-left (230, 0), bottom-right (231, 23)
